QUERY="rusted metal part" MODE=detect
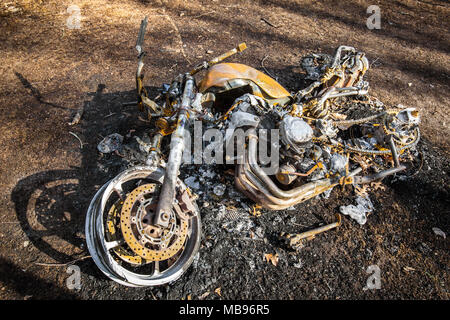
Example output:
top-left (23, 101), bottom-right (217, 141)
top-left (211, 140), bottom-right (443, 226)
top-left (298, 46), bottom-right (370, 119)
top-left (234, 135), bottom-right (373, 210)
top-left (283, 214), bottom-right (342, 249)
top-left (388, 135), bottom-right (401, 167)
top-left (146, 132), bottom-right (163, 166)
top-left (135, 16), bottom-right (160, 117)
top-left (199, 63), bottom-right (291, 99)
top-left (353, 166), bottom-right (406, 184)
top-left (237, 137), bottom-right (403, 209)
top-left (155, 118), bottom-right (173, 136)
top-left (234, 139), bottom-right (338, 210)
top-left (329, 127), bottom-right (420, 156)
top-left (190, 42), bottom-right (247, 76)
top-left (173, 189), bottom-right (198, 220)
top-left (276, 163), bottom-right (297, 185)
top-left (331, 111), bottom-right (386, 127)
top-left (106, 199), bottom-right (147, 265)
top-left (279, 162), bottom-right (324, 177)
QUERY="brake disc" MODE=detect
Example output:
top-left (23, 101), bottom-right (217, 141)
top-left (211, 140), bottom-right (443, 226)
top-left (120, 184), bottom-right (189, 261)
top-left (105, 199), bottom-right (148, 265)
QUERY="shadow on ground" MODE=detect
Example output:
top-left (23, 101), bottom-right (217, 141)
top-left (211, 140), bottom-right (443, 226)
top-left (10, 76), bottom-right (162, 279)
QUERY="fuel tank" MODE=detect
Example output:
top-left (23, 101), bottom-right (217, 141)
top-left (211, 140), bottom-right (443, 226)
top-left (199, 63), bottom-right (291, 100)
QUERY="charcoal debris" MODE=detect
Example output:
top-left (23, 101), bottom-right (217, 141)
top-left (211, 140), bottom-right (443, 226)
top-left (184, 176), bottom-right (200, 190)
top-left (213, 183), bottom-right (226, 197)
top-left (97, 133), bottom-right (123, 153)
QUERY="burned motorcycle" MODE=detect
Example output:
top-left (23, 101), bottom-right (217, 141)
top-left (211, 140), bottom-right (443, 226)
top-left (86, 17), bottom-right (420, 287)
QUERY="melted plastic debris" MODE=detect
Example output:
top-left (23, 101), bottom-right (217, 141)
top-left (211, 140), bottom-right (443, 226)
top-left (293, 257), bottom-right (304, 269)
top-left (201, 168), bottom-right (216, 179)
top-left (321, 188), bottom-right (333, 199)
top-left (213, 183), bottom-right (226, 197)
top-left (432, 227), bottom-right (446, 239)
top-left (222, 213), bottom-right (254, 234)
top-left (339, 195), bottom-right (374, 225)
top-left (330, 153), bottom-right (348, 175)
top-left (301, 53), bottom-right (332, 80)
top-left (97, 133), bottom-right (123, 153)
top-left (185, 176), bottom-right (200, 190)
top-left (135, 136), bottom-right (151, 153)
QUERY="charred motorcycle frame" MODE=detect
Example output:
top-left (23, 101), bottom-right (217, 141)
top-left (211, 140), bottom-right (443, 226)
top-left (86, 17), bottom-right (421, 287)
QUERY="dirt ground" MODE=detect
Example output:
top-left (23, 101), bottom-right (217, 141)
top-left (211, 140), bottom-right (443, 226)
top-left (0, 0), bottom-right (448, 300)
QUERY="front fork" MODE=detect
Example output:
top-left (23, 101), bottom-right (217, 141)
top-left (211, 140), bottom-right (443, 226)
top-left (153, 75), bottom-right (195, 227)
top-left (134, 16), bottom-right (242, 227)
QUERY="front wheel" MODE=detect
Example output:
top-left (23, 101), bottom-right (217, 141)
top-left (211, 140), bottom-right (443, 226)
top-left (85, 166), bottom-right (201, 287)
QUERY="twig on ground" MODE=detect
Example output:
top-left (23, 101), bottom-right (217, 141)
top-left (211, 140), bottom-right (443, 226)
top-left (261, 17), bottom-right (280, 28)
top-left (261, 55), bottom-right (276, 79)
top-left (163, 10), bottom-right (192, 64)
top-left (292, 222), bottom-right (308, 228)
top-left (69, 131), bottom-right (85, 149)
top-left (410, 151), bottom-right (424, 176)
top-left (104, 112), bottom-right (116, 118)
top-left (369, 57), bottom-right (380, 68)
top-left (122, 101), bottom-right (137, 107)
top-left (257, 282), bottom-right (266, 294)
top-left (35, 255), bottom-right (91, 267)
top-left (416, 0), bottom-right (448, 7)
top-left (246, 21), bottom-right (256, 29)
top-left (190, 11), bottom-right (216, 19)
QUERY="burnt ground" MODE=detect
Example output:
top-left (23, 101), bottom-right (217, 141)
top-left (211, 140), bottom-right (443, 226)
top-left (0, 0), bottom-right (449, 300)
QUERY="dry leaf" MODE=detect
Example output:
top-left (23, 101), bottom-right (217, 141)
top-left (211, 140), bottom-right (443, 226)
top-left (264, 253), bottom-right (279, 266)
top-left (355, 185), bottom-right (369, 197)
top-left (250, 204), bottom-right (262, 217)
top-left (403, 266), bottom-right (416, 272)
top-left (199, 292), bottom-right (210, 300)
top-left (330, 112), bottom-right (347, 120)
top-left (214, 287), bottom-right (222, 296)
top-left (370, 181), bottom-right (386, 191)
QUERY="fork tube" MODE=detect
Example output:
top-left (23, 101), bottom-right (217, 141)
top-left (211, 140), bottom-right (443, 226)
top-left (154, 75), bottom-right (194, 227)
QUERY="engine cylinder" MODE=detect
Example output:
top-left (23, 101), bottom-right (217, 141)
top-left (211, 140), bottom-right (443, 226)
top-left (279, 116), bottom-right (313, 155)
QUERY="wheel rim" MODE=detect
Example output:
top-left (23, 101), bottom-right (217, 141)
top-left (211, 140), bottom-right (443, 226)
top-left (85, 166), bottom-right (201, 287)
